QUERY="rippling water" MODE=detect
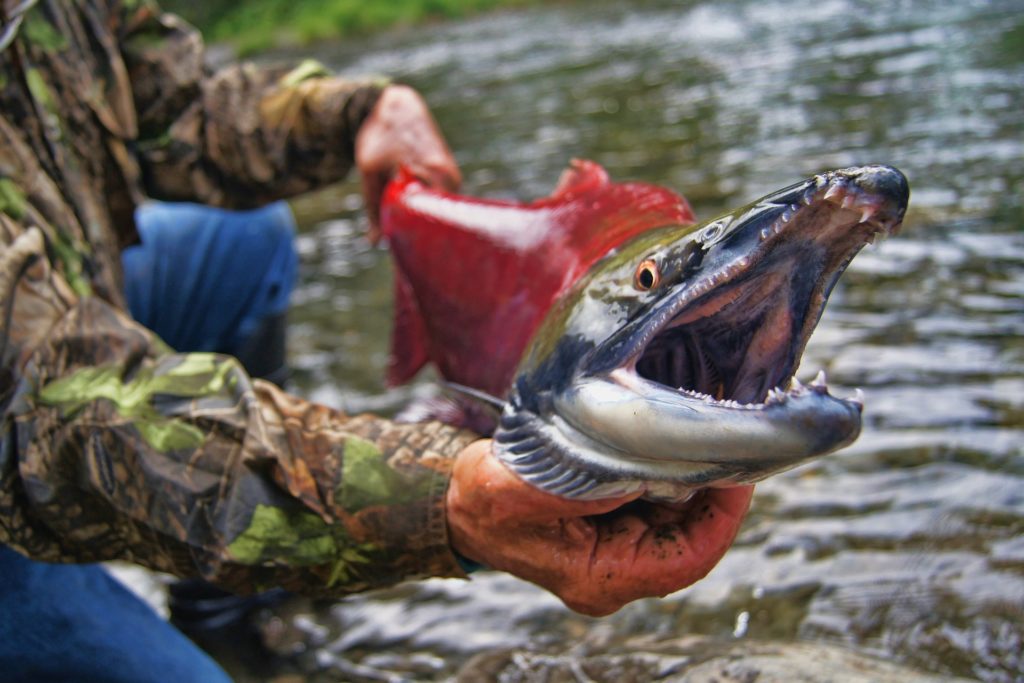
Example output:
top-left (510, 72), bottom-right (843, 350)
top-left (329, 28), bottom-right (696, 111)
top-left (259, 1), bottom-right (1023, 680)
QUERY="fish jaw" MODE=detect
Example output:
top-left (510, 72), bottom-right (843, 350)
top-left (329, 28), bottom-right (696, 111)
top-left (550, 372), bottom-right (861, 497)
top-left (496, 165), bottom-right (909, 500)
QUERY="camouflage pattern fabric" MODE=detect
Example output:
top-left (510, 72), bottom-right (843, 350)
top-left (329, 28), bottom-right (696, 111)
top-left (0, 0), bottom-right (476, 596)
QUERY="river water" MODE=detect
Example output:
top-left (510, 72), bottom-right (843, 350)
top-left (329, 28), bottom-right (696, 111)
top-left (254, 1), bottom-right (1023, 680)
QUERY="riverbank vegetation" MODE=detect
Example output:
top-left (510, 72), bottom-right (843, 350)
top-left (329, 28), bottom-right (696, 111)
top-left (161, 0), bottom-right (542, 55)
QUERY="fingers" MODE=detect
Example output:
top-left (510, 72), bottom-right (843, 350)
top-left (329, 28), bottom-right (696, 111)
top-left (460, 440), bottom-right (641, 522)
top-left (355, 84), bottom-right (461, 241)
top-left (555, 486), bottom-right (754, 615)
top-left (360, 170), bottom-right (385, 244)
top-left (596, 486), bottom-right (754, 602)
top-left (399, 142), bottom-right (461, 195)
top-left (417, 157), bottom-right (461, 194)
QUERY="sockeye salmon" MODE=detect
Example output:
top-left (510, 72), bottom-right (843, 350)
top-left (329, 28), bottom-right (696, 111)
top-left (381, 161), bottom-right (909, 501)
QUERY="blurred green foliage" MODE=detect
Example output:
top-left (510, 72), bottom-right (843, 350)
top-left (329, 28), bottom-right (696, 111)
top-left (161, 0), bottom-right (540, 55)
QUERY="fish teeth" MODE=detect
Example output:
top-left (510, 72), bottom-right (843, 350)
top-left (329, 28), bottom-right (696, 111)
top-left (823, 184), bottom-right (845, 201)
top-left (859, 207), bottom-right (875, 224)
top-left (810, 369), bottom-right (827, 392)
top-left (851, 388), bottom-right (865, 407)
top-left (677, 386), bottom-right (766, 410)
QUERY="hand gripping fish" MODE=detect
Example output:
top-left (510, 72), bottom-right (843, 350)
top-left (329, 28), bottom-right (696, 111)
top-left (381, 161), bottom-right (909, 501)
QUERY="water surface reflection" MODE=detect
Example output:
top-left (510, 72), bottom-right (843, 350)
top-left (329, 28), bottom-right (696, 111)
top-left (274, 1), bottom-right (1022, 680)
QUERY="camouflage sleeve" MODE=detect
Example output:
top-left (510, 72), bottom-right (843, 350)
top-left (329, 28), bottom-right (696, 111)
top-left (1, 226), bottom-right (476, 596)
top-left (120, 5), bottom-right (385, 208)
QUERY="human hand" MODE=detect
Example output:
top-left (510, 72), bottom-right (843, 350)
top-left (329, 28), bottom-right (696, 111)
top-left (355, 84), bottom-right (461, 242)
top-left (446, 440), bottom-right (754, 617)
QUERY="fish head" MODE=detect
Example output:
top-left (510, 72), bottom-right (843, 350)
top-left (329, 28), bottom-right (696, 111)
top-left (497, 165), bottom-right (910, 500)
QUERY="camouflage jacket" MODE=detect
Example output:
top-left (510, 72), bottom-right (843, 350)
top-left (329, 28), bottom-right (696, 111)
top-left (0, 0), bottom-right (477, 596)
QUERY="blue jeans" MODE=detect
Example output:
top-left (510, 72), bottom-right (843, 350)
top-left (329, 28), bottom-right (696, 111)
top-left (123, 200), bottom-right (298, 373)
top-left (0, 201), bottom-right (298, 682)
top-left (0, 546), bottom-right (231, 683)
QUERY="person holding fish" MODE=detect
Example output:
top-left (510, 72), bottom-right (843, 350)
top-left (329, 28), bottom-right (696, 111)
top-left (0, 2), bottom-right (755, 680)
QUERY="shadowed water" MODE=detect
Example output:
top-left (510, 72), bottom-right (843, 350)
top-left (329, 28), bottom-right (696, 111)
top-left (259, 0), bottom-right (1023, 680)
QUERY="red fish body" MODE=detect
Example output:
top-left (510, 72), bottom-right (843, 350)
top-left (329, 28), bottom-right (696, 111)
top-left (380, 160), bottom-right (695, 398)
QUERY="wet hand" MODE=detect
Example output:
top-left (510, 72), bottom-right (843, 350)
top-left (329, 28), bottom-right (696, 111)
top-left (355, 84), bottom-right (461, 242)
top-left (446, 440), bottom-right (754, 617)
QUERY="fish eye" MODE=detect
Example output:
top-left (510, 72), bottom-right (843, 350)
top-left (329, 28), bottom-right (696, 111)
top-left (634, 259), bottom-right (661, 291)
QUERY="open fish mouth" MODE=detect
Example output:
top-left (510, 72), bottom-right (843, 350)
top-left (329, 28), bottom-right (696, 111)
top-left (497, 165), bottom-right (910, 500)
top-left (630, 165), bottom-right (908, 408)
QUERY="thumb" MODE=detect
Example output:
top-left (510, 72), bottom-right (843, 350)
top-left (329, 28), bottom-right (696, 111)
top-left (481, 446), bottom-right (643, 521)
top-left (360, 168), bottom-right (385, 244)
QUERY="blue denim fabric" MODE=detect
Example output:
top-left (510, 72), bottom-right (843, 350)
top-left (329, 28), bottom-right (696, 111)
top-left (122, 201), bottom-right (297, 354)
top-left (0, 546), bottom-right (232, 683)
